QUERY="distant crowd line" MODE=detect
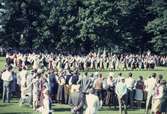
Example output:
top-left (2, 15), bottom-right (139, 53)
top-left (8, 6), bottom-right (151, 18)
top-left (0, 52), bottom-right (167, 114)
top-left (3, 51), bottom-right (167, 72)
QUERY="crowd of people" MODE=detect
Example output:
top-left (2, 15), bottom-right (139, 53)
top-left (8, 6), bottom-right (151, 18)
top-left (4, 51), bottom-right (167, 71)
top-left (0, 52), bottom-right (167, 114)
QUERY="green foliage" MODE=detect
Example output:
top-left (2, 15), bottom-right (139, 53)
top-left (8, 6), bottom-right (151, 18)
top-left (145, 0), bottom-right (167, 55)
top-left (0, 0), bottom-right (166, 54)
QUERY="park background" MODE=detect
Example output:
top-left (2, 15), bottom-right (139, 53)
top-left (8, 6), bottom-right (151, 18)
top-left (0, 0), bottom-right (167, 114)
top-left (0, 0), bottom-right (166, 55)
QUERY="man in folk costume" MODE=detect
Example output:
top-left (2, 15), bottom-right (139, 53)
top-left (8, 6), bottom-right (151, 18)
top-left (48, 70), bottom-right (57, 102)
top-left (57, 72), bottom-right (65, 104)
top-left (85, 89), bottom-right (101, 114)
top-left (77, 72), bottom-right (92, 94)
top-left (63, 70), bottom-right (72, 104)
top-left (125, 73), bottom-right (135, 108)
top-left (105, 72), bottom-right (116, 108)
top-left (69, 85), bottom-right (85, 114)
top-left (115, 77), bottom-right (128, 114)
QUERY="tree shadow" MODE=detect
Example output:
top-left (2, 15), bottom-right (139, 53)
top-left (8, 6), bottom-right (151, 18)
top-left (0, 112), bottom-right (32, 114)
top-left (52, 107), bottom-right (71, 112)
top-left (0, 103), bottom-right (14, 107)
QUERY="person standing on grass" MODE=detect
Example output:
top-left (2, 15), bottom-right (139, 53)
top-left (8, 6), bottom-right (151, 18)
top-left (134, 76), bottom-right (144, 109)
top-left (1, 66), bottom-right (13, 103)
top-left (85, 89), bottom-right (100, 114)
top-left (145, 73), bottom-right (157, 114)
top-left (42, 84), bottom-right (52, 114)
top-left (93, 73), bottom-right (103, 106)
top-left (151, 80), bottom-right (164, 114)
top-left (125, 72), bottom-right (135, 108)
top-left (160, 80), bottom-right (167, 114)
top-left (105, 73), bottom-right (115, 108)
top-left (69, 85), bottom-right (85, 114)
top-left (115, 77), bottom-right (128, 114)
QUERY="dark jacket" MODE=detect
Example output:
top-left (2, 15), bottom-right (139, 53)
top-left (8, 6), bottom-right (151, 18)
top-left (69, 92), bottom-right (85, 114)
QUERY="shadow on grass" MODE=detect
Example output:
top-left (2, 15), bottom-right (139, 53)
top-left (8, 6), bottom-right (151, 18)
top-left (99, 107), bottom-right (145, 112)
top-left (0, 103), bottom-right (14, 107)
top-left (53, 107), bottom-right (71, 112)
top-left (0, 112), bottom-right (32, 114)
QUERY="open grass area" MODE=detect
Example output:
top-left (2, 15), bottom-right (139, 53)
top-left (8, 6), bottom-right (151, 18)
top-left (0, 57), bottom-right (166, 114)
top-left (0, 100), bottom-right (145, 114)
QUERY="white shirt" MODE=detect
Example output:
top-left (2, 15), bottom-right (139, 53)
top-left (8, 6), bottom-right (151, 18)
top-left (1, 70), bottom-right (13, 82)
top-left (125, 77), bottom-right (135, 90)
top-left (116, 82), bottom-right (127, 98)
top-left (85, 94), bottom-right (100, 114)
top-left (145, 77), bottom-right (156, 93)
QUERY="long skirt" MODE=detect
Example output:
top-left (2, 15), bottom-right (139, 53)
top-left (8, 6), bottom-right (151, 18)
top-left (135, 89), bottom-right (143, 101)
top-left (151, 99), bottom-right (161, 113)
top-left (160, 97), bottom-right (167, 112)
top-left (42, 98), bottom-right (50, 114)
top-left (57, 85), bottom-right (64, 103)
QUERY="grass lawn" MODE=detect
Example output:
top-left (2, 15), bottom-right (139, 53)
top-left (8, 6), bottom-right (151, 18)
top-left (0, 56), bottom-right (166, 114)
top-left (0, 99), bottom-right (145, 114)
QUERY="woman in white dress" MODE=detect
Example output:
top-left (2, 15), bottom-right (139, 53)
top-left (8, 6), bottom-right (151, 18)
top-left (32, 76), bottom-right (39, 110)
top-left (42, 84), bottom-right (51, 114)
top-left (85, 89), bottom-right (100, 114)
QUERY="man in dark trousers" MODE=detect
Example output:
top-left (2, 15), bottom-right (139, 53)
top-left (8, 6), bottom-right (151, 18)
top-left (69, 85), bottom-right (85, 114)
top-left (77, 72), bottom-right (92, 94)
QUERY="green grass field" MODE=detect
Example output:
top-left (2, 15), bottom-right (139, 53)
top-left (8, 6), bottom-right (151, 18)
top-left (0, 56), bottom-right (166, 114)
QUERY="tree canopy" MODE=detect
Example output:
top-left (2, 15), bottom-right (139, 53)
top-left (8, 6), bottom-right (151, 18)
top-left (0, 0), bottom-right (166, 54)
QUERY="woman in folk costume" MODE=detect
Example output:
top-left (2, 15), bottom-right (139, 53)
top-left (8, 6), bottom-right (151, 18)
top-left (160, 80), bottom-right (167, 114)
top-left (90, 57), bottom-right (94, 69)
top-left (33, 57), bottom-right (40, 70)
top-left (134, 76), bottom-right (144, 109)
top-left (42, 83), bottom-right (52, 114)
top-left (99, 57), bottom-right (104, 70)
top-left (151, 80), bottom-right (164, 114)
top-left (57, 72), bottom-right (65, 104)
top-left (85, 89), bottom-right (100, 114)
top-left (32, 75), bottom-right (40, 110)
top-left (19, 75), bottom-right (33, 106)
top-left (48, 57), bottom-right (53, 70)
top-left (38, 70), bottom-right (46, 107)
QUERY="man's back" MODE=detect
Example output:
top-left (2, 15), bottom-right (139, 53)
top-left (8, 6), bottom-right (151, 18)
top-left (94, 78), bottom-right (103, 90)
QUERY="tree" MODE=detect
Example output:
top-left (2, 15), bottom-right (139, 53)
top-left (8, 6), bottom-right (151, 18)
top-left (145, 0), bottom-right (167, 55)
